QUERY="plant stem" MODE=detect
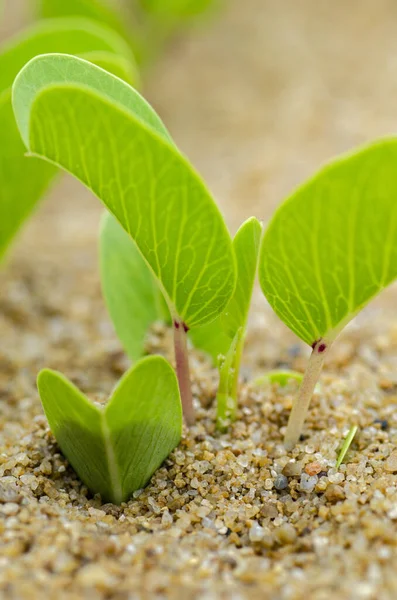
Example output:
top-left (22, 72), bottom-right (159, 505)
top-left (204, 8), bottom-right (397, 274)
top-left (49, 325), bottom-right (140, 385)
top-left (216, 329), bottom-right (242, 431)
top-left (230, 332), bottom-right (244, 409)
top-left (284, 340), bottom-right (330, 450)
top-left (173, 321), bottom-right (194, 425)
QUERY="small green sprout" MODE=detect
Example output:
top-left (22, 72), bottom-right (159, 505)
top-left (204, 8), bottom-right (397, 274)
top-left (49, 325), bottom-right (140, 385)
top-left (192, 216), bottom-right (262, 429)
top-left (0, 18), bottom-right (136, 261)
top-left (336, 425), bottom-right (358, 469)
top-left (37, 356), bottom-right (182, 504)
top-left (259, 139), bottom-right (397, 448)
top-left (12, 53), bottom-right (236, 424)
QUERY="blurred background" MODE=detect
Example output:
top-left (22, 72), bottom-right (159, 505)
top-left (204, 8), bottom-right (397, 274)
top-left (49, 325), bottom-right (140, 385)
top-left (4, 1), bottom-right (397, 246)
top-left (1, 0), bottom-right (397, 386)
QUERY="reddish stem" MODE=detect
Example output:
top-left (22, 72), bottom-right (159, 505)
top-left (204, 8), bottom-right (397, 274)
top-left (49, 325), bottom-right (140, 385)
top-left (173, 321), bottom-right (194, 425)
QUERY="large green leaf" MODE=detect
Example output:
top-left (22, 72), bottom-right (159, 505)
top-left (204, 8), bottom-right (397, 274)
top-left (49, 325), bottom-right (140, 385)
top-left (37, 355), bottom-right (182, 504)
top-left (0, 19), bottom-right (137, 261)
top-left (12, 53), bottom-right (236, 329)
top-left (259, 139), bottom-right (397, 348)
top-left (100, 212), bottom-right (169, 361)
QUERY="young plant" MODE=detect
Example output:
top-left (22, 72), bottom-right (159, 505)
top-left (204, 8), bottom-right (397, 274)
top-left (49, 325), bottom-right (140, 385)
top-left (101, 213), bottom-right (261, 430)
top-left (259, 139), bottom-right (397, 449)
top-left (12, 53), bottom-right (236, 424)
top-left (0, 18), bottom-right (136, 261)
top-left (336, 425), bottom-right (358, 469)
top-left (191, 217), bottom-right (262, 429)
top-left (37, 356), bottom-right (182, 504)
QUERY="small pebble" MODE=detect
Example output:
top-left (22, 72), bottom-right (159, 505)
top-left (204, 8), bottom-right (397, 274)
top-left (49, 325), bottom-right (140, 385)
top-left (276, 524), bottom-right (297, 545)
top-left (282, 461), bottom-right (303, 477)
top-left (300, 473), bottom-right (317, 493)
top-left (274, 475), bottom-right (288, 490)
top-left (305, 461), bottom-right (322, 476)
top-left (325, 484), bottom-right (346, 503)
top-left (384, 451), bottom-right (397, 473)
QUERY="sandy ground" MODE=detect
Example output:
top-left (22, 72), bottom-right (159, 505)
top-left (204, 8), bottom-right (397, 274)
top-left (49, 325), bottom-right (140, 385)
top-left (2, 1), bottom-right (397, 598)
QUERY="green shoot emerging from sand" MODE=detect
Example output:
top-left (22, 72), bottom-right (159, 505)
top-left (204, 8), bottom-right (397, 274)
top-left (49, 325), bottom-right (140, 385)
top-left (101, 214), bottom-right (260, 430)
top-left (259, 139), bottom-right (397, 449)
top-left (191, 217), bottom-right (262, 429)
top-left (0, 18), bottom-right (137, 261)
top-left (12, 53), bottom-right (236, 424)
top-left (37, 356), bottom-right (182, 504)
top-left (336, 425), bottom-right (358, 469)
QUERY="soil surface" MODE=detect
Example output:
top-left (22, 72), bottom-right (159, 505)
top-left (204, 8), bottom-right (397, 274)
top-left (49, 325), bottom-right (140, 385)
top-left (2, 1), bottom-right (397, 599)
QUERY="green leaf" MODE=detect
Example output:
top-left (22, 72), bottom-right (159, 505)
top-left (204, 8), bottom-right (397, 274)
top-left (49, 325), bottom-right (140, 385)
top-left (38, 0), bottom-right (144, 64)
top-left (221, 216), bottom-right (262, 338)
top-left (0, 19), bottom-right (137, 260)
top-left (190, 217), bottom-right (262, 360)
top-left (12, 53), bottom-right (236, 329)
top-left (259, 139), bottom-right (397, 348)
top-left (100, 212), bottom-right (169, 361)
top-left (37, 355), bottom-right (182, 504)
top-left (140, 0), bottom-right (218, 19)
top-left (38, 0), bottom-right (132, 42)
top-left (253, 371), bottom-right (304, 387)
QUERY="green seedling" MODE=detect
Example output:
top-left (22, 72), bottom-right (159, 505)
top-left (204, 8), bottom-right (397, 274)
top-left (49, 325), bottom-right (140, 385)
top-left (101, 213), bottom-right (260, 430)
top-left (13, 53), bottom-right (236, 425)
top-left (192, 216), bottom-right (262, 429)
top-left (259, 139), bottom-right (397, 449)
top-left (37, 356), bottom-right (182, 504)
top-left (0, 18), bottom-right (136, 261)
top-left (336, 425), bottom-right (358, 469)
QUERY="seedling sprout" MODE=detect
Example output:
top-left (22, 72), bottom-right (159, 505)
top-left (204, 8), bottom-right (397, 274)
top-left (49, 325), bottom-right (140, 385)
top-left (336, 425), bottom-right (358, 469)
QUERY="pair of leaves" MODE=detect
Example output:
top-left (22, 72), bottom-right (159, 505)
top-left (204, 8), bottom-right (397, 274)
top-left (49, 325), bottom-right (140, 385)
top-left (38, 356), bottom-right (182, 503)
top-left (0, 18), bottom-right (137, 261)
top-left (13, 53), bottom-right (236, 332)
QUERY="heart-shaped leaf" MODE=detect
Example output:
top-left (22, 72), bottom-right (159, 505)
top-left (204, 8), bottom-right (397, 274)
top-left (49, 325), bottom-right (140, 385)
top-left (12, 53), bottom-right (235, 330)
top-left (0, 18), bottom-right (136, 261)
top-left (259, 139), bottom-right (397, 447)
top-left (37, 355), bottom-right (182, 504)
